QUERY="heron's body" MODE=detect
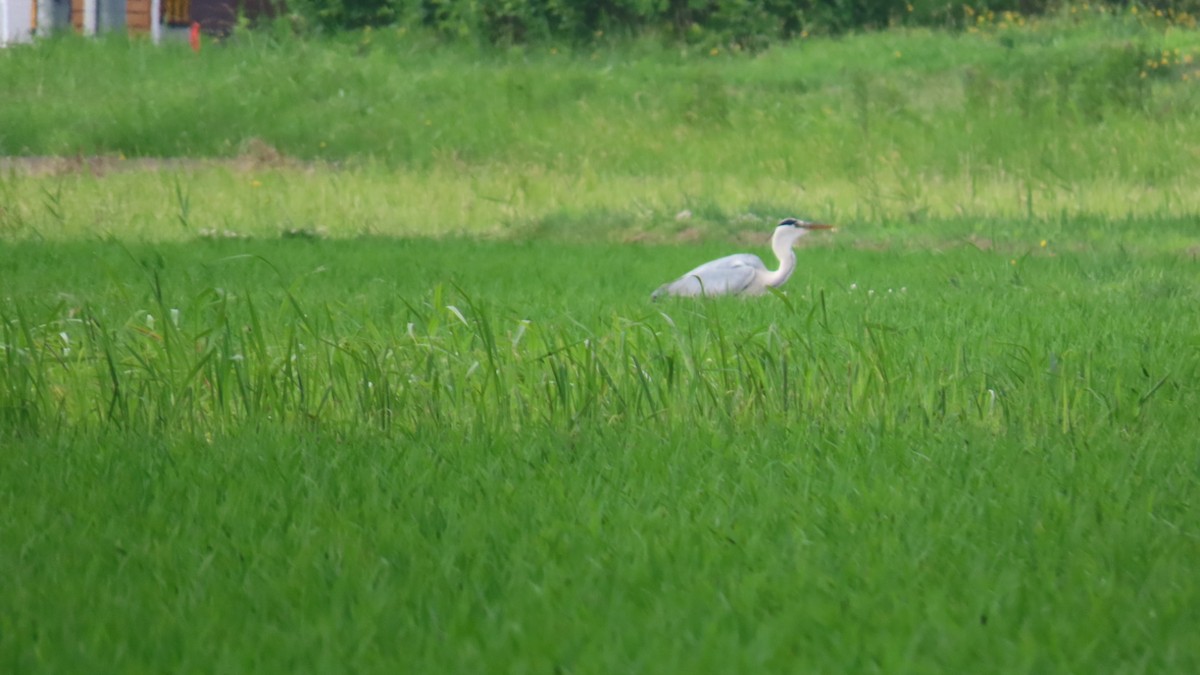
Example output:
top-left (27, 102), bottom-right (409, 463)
top-left (651, 218), bottom-right (833, 300)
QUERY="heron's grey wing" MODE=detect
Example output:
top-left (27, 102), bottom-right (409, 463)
top-left (652, 254), bottom-right (765, 299)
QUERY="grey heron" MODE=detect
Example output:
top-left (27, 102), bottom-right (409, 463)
top-left (651, 218), bottom-right (834, 299)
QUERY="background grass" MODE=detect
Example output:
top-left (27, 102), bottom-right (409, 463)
top-left (3, 11), bottom-right (1199, 247)
top-left (3, 12), bottom-right (1200, 674)
top-left (3, 12), bottom-right (1200, 177)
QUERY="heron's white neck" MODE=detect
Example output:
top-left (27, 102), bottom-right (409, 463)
top-left (764, 234), bottom-right (800, 288)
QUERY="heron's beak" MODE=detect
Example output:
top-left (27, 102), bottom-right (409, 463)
top-left (804, 223), bottom-right (835, 231)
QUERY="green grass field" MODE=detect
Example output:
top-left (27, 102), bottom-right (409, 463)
top-left (3, 10), bottom-right (1200, 673)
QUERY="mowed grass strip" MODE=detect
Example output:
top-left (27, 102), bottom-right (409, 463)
top-left (3, 161), bottom-right (1200, 249)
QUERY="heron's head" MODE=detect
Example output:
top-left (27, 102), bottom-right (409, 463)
top-left (775, 218), bottom-right (835, 244)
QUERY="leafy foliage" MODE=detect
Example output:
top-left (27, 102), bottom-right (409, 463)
top-left (281, 0), bottom-right (1200, 46)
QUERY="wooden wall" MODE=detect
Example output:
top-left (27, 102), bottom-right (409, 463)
top-left (64, 0), bottom-right (278, 34)
top-left (127, 0), bottom-right (152, 31)
top-left (68, 0), bottom-right (158, 33)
